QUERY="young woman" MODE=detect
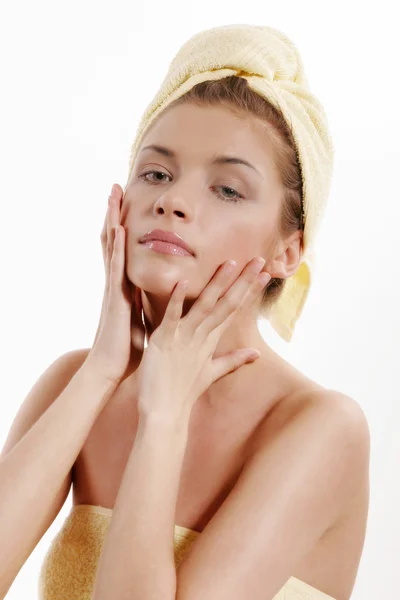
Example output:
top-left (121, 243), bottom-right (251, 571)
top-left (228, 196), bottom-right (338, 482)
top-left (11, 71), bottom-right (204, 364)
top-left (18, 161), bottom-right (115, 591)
top-left (0, 25), bottom-right (370, 600)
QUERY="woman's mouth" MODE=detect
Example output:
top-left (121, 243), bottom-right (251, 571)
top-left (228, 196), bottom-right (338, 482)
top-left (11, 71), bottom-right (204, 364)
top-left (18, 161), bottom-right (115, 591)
top-left (140, 240), bottom-right (193, 257)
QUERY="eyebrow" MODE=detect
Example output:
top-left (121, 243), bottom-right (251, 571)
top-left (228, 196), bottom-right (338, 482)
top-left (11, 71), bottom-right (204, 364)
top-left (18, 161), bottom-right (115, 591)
top-left (140, 144), bottom-right (263, 178)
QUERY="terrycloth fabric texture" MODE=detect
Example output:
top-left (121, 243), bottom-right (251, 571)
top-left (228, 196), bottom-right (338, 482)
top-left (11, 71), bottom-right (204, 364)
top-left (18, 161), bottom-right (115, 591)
top-left (123, 24), bottom-right (334, 342)
top-left (38, 504), bottom-right (337, 599)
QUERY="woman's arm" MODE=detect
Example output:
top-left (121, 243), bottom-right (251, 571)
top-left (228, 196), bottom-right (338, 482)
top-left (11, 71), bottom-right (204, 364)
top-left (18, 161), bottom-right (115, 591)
top-left (92, 409), bottom-right (189, 600)
top-left (0, 353), bottom-right (117, 599)
top-left (91, 391), bottom-right (370, 600)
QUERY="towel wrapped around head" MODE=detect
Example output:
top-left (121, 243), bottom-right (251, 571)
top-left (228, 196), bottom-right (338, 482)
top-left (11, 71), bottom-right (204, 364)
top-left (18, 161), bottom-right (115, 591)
top-left (124, 24), bottom-right (335, 342)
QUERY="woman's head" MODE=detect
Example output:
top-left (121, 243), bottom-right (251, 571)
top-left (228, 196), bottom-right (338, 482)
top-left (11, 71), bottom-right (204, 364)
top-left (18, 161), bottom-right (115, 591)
top-left (121, 76), bottom-right (304, 322)
top-left (121, 24), bottom-right (334, 342)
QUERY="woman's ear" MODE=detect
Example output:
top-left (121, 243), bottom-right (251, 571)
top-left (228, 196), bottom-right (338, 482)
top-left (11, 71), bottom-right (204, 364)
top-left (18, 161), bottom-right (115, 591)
top-left (267, 230), bottom-right (303, 280)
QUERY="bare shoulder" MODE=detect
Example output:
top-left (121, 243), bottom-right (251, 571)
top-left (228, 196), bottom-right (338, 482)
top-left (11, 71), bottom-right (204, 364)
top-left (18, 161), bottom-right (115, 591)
top-left (308, 389), bottom-right (371, 521)
top-left (253, 386), bottom-right (370, 524)
top-left (301, 388), bottom-right (370, 465)
top-left (297, 387), bottom-right (370, 437)
top-left (1, 347), bottom-right (92, 460)
top-left (269, 386), bottom-right (370, 448)
top-left (277, 387), bottom-right (369, 477)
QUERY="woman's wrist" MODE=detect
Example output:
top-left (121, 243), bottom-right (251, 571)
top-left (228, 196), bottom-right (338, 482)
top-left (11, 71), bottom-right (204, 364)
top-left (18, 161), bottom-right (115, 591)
top-left (137, 404), bottom-right (190, 444)
top-left (82, 352), bottom-right (122, 392)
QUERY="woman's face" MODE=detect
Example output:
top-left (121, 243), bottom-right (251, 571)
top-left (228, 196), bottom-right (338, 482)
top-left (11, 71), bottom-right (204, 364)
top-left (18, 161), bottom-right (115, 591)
top-left (120, 102), bottom-right (290, 315)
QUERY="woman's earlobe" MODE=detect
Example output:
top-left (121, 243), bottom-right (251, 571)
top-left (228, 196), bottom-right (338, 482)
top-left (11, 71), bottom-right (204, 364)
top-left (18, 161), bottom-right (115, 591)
top-left (266, 260), bottom-right (286, 280)
top-left (271, 235), bottom-right (302, 279)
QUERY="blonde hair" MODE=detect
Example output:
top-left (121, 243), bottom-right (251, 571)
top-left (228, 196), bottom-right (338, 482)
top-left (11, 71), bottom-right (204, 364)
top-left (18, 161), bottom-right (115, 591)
top-left (170, 75), bottom-right (305, 309)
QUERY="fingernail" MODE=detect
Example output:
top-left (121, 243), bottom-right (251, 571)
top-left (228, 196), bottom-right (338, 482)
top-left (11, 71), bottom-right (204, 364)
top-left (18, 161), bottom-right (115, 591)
top-left (259, 272), bottom-right (271, 286)
top-left (110, 184), bottom-right (115, 196)
top-left (256, 257), bottom-right (266, 268)
top-left (224, 260), bottom-right (236, 275)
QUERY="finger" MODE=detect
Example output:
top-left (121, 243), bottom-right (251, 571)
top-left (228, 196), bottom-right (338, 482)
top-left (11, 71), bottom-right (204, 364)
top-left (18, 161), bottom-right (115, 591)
top-left (216, 270), bottom-right (272, 336)
top-left (104, 192), bottom-right (115, 281)
top-left (182, 260), bottom-right (236, 333)
top-left (100, 188), bottom-right (111, 240)
top-left (211, 348), bottom-right (261, 383)
top-left (100, 206), bottom-right (108, 264)
top-left (107, 186), bottom-right (121, 253)
top-left (233, 270), bottom-right (271, 317)
top-left (161, 280), bottom-right (188, 336)
top-left (206, 259), bottom-right (265, 335)
top-left (109, 224), bottom-right (131, 323)
top-left (196, 257), bottom-right (266, 336)
top-left (106, 184), bottom-right (121, 270)
top-left (105, 199), bottom-right (112, 280)
top-left (100, 199), bottom-right (110, 275)
top-left (109, 224), bottom-right (124, 302)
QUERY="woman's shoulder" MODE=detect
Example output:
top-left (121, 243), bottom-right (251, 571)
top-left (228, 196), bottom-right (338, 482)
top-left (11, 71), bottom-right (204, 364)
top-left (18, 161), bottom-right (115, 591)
top-left (248, 347), bottom-right (370, 470)
top-left (250, 374), bottom-right (370, 519)
top-left (253, 347), bottom-right (368, 435)
top-left (247, 375), bottom-right (370, 539)
top-left (259, 380), bottom-right (369, 454)
top-left (277, 385), bottom-right (368, 425)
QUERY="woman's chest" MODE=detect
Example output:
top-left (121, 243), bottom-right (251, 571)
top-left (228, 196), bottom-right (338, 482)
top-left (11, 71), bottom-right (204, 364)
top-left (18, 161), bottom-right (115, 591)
top-left (72, 382), bottom-right (269, 533)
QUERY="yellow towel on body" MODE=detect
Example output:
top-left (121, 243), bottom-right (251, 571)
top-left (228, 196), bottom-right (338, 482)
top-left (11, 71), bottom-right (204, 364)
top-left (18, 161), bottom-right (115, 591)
top-left (38, 504), bottom-right (337, 600)
top-left (123, 24), bottom-right (335, 342)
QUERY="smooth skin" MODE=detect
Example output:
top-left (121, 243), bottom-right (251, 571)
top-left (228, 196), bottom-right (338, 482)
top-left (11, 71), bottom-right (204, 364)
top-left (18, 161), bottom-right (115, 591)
top-left (135, 256), bottom-right (271, 423)
top-left (121, 102), bottom-right (302, 366)
top-left (0, 101), bottom-right (370, 599)
top-left (90, 102), bottom-right (369, 600)
top-left (0, 178), bottom-right (268, 597)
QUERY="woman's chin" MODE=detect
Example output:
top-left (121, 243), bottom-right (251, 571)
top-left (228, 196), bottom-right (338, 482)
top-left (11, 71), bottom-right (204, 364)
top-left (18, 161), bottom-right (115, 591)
top-left (133, 277), bottom-right (185, 297)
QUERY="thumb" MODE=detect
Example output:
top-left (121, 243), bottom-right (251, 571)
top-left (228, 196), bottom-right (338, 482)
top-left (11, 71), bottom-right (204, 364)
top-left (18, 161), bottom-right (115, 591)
top-left (211, 348), bottom-right (261, 383)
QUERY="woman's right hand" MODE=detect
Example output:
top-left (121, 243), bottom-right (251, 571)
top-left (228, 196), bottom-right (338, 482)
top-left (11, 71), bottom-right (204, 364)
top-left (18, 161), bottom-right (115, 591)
top-left (88, 184), bottom-right (146, 386)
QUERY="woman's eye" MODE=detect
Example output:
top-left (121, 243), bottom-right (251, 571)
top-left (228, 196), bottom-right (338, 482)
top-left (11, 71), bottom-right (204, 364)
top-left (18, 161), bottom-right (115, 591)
top-left (214, 186), bottom-right (244, 203)
top-left (139, 170), bottom-right (171, 184)
top-left (138, 170), bottom-right (244, 203)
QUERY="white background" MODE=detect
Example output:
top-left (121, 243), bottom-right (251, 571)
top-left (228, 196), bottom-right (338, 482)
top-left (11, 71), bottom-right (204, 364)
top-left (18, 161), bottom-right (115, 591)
top-left (0, 1), bottom-right (398, 598)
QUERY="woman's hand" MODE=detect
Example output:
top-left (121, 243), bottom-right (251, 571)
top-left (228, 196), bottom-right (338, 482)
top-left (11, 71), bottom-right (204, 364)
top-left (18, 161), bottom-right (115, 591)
top-left (88, 184), bottom-right (146, 386)
top-left (136, 257), bottom-right (271, 423)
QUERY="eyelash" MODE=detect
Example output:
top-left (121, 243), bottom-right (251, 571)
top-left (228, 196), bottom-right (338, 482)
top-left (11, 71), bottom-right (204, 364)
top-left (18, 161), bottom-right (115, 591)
top-left (138, 170), bottom-right (245, 203)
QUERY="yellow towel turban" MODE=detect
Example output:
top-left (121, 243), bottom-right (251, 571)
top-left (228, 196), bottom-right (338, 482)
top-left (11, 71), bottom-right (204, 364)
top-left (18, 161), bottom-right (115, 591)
top-left (124, 24), bottom-right (335, 342)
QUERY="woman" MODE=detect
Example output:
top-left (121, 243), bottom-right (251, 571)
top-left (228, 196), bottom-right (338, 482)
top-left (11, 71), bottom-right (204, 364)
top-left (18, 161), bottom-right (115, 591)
top-left (0, 25), bottom-right (369, 600)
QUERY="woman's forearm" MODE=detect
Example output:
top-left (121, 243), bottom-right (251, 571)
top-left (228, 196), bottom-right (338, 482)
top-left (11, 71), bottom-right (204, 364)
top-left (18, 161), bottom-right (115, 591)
top-left (92, 410), bottom-right (189, 600)
top-left (0, 358), bottom-right (116, 598)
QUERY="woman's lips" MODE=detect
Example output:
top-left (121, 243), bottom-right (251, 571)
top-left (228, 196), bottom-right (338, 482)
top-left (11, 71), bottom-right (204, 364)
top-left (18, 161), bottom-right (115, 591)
top-left (140, 240), bottom-right (193, 257)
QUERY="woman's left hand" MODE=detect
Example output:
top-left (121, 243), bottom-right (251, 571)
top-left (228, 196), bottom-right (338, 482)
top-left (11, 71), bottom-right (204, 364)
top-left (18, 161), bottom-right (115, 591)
top-left (136, 257), bottom-right (271, 423)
